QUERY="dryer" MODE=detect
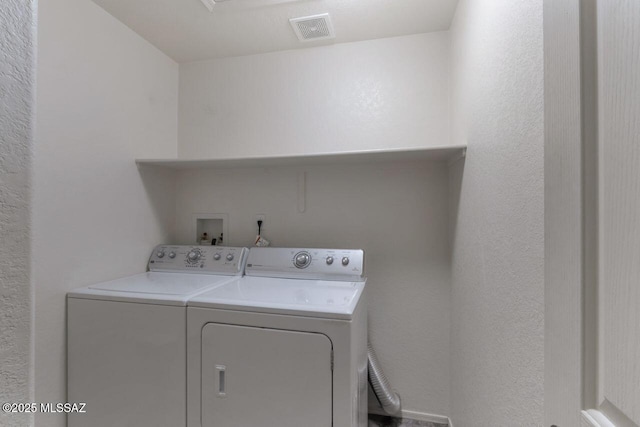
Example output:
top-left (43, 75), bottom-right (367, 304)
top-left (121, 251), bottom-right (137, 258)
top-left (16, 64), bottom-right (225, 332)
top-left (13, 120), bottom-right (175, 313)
top-left (67, 245), bottom-right (248, 427)
top-left (187, 247), bottom-right (368, 427)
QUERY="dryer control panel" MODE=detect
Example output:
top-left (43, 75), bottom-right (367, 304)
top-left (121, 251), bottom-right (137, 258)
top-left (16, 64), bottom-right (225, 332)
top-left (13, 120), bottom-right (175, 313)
top-left (148, 245), bottom-right (248, 275)
top-left (245, 247), bottom-right (365, 281)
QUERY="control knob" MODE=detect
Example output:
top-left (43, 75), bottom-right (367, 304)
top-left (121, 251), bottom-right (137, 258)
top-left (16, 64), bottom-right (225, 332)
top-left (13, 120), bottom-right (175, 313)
top-left (213, 253), bottom-right (221, 261)
top-left (156, 251), bottom-right (165, 258)
top-left (326, 256), bottom-right (334, 265)
top-left (187, 250), bottom-right (201, 263)
top-left (341, 257), bottom-right (350, 266)
top-left (226, 253), bottom-right (234, 261)
top-left (294, 252), bottom-right (311, 269)
top-left (168, 252), bottom-right (176, 259)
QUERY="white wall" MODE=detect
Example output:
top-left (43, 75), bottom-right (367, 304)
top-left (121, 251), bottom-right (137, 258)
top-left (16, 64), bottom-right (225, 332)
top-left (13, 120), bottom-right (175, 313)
top-left (33, 0), bottom-right (179, 424)
top-left (175, 160), bottom-right (452, 417)
top-left (0, 1), bottom-right (36, 426)
top-left (178, 32), bottom-right (451, 159)
top-left (448, 0), bottom-right (544, 425)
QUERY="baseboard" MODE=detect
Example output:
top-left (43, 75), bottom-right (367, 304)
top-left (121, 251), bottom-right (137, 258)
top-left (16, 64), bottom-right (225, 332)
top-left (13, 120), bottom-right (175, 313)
top-left (368, 407), bottom-right (451, 426)
top-left (400, 409), bottom-right (450, 425)
top-left (581, 410), bottom-right (615, 427)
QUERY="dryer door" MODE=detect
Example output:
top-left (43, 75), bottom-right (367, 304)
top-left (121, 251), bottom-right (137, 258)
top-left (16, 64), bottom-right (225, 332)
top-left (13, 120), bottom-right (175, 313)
top-left (201, 323), bottom-right (333, 427)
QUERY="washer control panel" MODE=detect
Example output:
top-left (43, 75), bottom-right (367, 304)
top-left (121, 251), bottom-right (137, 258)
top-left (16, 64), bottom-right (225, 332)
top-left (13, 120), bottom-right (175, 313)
top-left (245, 247), bottom-right (365, 281)
top-left (148, 245), bottom-right (248, 275)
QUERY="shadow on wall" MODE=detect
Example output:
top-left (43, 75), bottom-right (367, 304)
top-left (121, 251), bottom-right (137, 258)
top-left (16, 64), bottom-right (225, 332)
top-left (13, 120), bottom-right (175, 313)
top-left (448, 155), bottom-right (466, 248)
top-left (137, 165), bottom-right (178, 241)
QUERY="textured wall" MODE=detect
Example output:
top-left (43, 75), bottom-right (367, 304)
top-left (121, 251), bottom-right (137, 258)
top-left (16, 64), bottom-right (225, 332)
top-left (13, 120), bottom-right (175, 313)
top-left (33, 0), bottom-right (179, 425)
top-left (174, 160), bottom-right (452, 417)
top-left (0, 1), bottom-right (36, 426)
top-left (448, 0), bottom-right (544, 425)
top-left (178, 32), bottom-right (451, 159)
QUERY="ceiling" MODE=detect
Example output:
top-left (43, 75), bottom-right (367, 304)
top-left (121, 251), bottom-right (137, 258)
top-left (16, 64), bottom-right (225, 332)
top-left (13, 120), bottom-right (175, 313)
top-left (91, 0), bottom-right (459, 63)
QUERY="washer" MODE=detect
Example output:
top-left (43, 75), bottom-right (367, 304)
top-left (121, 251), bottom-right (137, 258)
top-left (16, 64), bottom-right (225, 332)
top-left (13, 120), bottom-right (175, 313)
top-left (187, 247), bottom-right (368, 427)
top-left (67, 245), bottom-right (248, 427)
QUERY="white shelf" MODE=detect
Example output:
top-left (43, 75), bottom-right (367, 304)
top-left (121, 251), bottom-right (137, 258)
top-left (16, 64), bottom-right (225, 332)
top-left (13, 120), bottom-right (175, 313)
top-left (135, 145), bottom-right (467, 170)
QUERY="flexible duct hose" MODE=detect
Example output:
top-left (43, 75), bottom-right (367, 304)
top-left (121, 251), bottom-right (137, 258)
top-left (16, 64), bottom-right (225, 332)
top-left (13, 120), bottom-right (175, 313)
top-left (368, 341), bottom-right (401, 415)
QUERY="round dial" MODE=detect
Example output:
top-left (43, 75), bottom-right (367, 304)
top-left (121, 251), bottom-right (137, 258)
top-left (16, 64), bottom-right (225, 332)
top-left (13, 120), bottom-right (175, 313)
top-left (187, 249), bottom-right (202, 264)
top-left (326, 256), bottom-right (334, 265)
top-left (213, 253), bottom-right (221, 261)
top-left (226, 253), bottom-right (234, 261)
top-left (156, 251), bottom-right (165, 258)
top-left (341, 257), bottom-right (350, 266)
top-left (168, 252), bottom-right (176, 259)
top-left (294, 251), bottom-right (311, 269)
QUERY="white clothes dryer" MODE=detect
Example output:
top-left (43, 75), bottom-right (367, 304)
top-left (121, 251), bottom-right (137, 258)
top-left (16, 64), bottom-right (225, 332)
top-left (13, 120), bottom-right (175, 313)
top-left (67, 245), bottom-right (248, 427)
top-left (187, 247), bottom-right (368, 427)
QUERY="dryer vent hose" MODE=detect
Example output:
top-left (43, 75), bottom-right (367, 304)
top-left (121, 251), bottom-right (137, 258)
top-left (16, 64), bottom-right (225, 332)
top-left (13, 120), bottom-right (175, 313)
top-left (368, 341), bottom-right (401, 416)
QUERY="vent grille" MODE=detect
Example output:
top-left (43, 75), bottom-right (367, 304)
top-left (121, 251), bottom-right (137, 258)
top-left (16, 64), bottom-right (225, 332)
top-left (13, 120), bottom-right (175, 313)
top-left (290, 13), bottom-right (335, 42)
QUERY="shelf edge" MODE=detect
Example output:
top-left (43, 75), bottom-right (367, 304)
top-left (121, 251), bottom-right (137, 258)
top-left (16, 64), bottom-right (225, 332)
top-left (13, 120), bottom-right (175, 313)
top-left (135, 145), bottom-right (467, 170)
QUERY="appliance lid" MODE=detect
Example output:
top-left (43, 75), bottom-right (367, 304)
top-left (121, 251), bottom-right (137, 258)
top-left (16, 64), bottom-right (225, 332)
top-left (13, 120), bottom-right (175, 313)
top-left (67, 272), bottom-right (239, 306)
top-left (187, 276), bottom-right (366, 319)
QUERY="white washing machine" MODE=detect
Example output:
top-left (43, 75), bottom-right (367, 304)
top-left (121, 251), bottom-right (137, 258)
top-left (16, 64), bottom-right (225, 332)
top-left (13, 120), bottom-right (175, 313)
top-left (187, 247), bottom-right (368, 427)
top-left (67, 245), bottom-right (248, 427)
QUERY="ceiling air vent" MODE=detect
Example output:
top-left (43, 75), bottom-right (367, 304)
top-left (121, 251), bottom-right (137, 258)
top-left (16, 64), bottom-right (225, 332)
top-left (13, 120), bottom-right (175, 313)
top-left (289, 13), bottom-right (335, 42)
top-left (199, 0), bottom-right (232, 12)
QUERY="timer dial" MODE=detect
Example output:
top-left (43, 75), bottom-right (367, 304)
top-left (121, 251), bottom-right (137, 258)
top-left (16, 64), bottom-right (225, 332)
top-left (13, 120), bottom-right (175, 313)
top-left (294, 251), bottom-right (311, 269)
top-left (187, 249), bottom-right (202, 264)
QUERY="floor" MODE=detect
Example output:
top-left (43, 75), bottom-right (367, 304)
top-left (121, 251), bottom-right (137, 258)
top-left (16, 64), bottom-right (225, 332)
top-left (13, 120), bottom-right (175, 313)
top-left (368, 414), bottom-right (448, 427)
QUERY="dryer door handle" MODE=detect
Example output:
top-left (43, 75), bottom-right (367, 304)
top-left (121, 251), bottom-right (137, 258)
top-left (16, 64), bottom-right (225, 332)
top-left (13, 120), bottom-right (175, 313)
top-left (216, 365), bottom-right (227, 397)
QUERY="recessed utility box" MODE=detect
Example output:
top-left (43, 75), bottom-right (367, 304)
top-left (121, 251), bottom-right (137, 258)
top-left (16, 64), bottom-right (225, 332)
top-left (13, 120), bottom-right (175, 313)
top-left (193, 213), bottom-right (228, 246)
